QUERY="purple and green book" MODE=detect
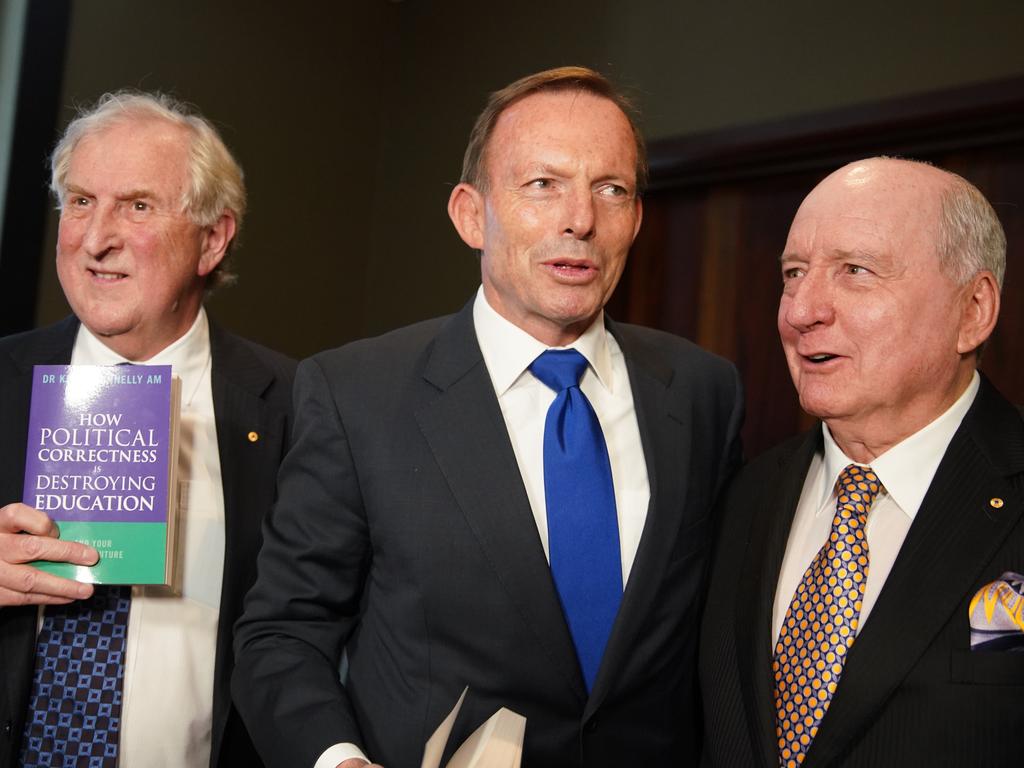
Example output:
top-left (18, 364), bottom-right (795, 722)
top-left (23, 365), bottom-right (181, 585)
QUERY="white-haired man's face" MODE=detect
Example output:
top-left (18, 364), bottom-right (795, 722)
top-left (56, 117), bottom-right (233, 361)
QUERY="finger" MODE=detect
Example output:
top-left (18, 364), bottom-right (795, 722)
top-left (0, 562), bottom-right (94, 605)
top-left (3, 532), bottom-right (99, 567)
top-left (0, 585), bottom-right (81, 606)
top-left (0, 503), bottom-right (58, 537)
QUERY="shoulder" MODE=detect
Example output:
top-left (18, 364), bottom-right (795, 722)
top-left (208, 323), bottom-right (298, 414)
top-left (727, 431), bottom-right (813, 500)
top-left (211, 325), bottom-right (297, 380)
top-left (611, 321), bottom-right (742, 415)
top-left (0, 316), bottom-right (78, 367)
top-left (306, 314), bottom-right (452, 376)
top-left (612, 321), bottom-right (738, 379)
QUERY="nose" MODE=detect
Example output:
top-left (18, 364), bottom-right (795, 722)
top-left (562, 186), bottom-right (596, 241)
top-left (80, 203), bottom-right (121, 258)
top-left (781, 268), bottom-right (835, 331)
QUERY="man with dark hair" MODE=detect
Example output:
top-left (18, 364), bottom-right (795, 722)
top-left (700, 157), bottom-right (1021, 767)
top-left (233, 66), bottom-right (743, 768)
top-left (0, 91), bottom-right (295, 767)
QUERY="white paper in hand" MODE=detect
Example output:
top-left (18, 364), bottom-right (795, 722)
top-left (420, 688), bottom-right (525, 768)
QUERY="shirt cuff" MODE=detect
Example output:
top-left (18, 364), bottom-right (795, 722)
top-left (313, 743), bottom-right (370, 768)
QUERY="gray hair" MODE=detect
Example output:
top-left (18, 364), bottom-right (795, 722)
top-left (937, 173), bottom-right (1006, 291)
top-left (51, 90), bottom-right (246, 289)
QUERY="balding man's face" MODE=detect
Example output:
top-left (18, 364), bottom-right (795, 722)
top-left (777, 160), bottom-right (985, 455)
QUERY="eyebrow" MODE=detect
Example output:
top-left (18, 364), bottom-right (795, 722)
top-left (779, 247), bottom-right (884, 263)
top-left (117, 189), bottom-right (157, 201)
top-left (831, 247), bottom-right (885, 263)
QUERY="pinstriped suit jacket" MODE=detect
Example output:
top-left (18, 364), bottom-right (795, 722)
top-left (700, 375), bottom-right (1024, 768)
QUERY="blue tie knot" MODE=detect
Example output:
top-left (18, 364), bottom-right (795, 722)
top-left (530, 348), bottom-right (589, 393)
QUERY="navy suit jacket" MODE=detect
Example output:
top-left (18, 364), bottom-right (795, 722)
top-left (700, 375), bottom-right (1024, 767)
top-left (0, 315), bottom-right (295, 768)
top-left (233, 300), bottom-right (744, 768)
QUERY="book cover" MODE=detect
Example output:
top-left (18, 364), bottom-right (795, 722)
top-left (23, 364), bottom-right (181, 585)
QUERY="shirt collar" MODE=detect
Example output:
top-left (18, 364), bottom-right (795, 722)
top-left (72, 307), bottom-right (211, 382)
top-left (472, 286), bottom-right (614, 397)
top-left (816, 370), bottom-right (980, 520)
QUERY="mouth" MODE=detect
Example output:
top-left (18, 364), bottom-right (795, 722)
top-left (542, 258), bottom-right (598, 281)
top-left (88, 268), bottom-right (127, 282)
top-left (797, 351), bottom-right (845, 370)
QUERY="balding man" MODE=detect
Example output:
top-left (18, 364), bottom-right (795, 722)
top-left (700, 157), bottom-right (1020, 767)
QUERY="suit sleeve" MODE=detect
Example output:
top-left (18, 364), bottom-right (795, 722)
top-left (232, 356), bottom-right (370, 768)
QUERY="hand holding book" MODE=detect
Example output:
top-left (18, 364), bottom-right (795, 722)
top-left (0, 501), bottom-right (98, 605)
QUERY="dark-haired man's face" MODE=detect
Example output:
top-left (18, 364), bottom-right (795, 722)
top-left (453, 90), bottom-right (641, 346)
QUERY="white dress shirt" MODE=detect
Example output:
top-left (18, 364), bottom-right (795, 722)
top-left (472, 287), bottom-right (650, 583)
top-left (315, 288), bottom-right (651, 768)
top-left (69, 308), bottom-right (225, 766)
top-left (772, 372), bottom-right (980, 645)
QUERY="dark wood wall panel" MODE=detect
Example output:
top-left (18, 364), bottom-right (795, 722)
top-left (610, 77), bottom-right (1024, 457)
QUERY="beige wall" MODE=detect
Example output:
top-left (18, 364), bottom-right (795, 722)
top-left (34, 0), bottom-right (1024, 358)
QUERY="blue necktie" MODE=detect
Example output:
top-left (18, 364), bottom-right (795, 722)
top-left (20, 585), bottom-right (131, 767)
top-left (530, 349), bottom-right (622, 692)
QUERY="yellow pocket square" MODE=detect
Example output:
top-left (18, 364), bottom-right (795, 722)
top-left (969, 571), bottom-right (1024, 651)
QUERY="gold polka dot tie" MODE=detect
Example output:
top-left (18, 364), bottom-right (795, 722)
top-left (773, 464), bottom-right (882, 767)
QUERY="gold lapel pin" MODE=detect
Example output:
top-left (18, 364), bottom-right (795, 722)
top-left (247, 431), bottom-right (259, 443)
top-left (990, 498), bottom-right (1004, 509)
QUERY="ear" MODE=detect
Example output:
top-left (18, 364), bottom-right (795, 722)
top-left (197, 212), bottom-right (237, 277)
top-left (447, 183), bottom-right (485, 250)
top-left (956, 270), bottom-right (1000, 355)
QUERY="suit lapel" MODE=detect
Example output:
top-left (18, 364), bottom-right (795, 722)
top-left (736, 430), bottom-right (820, 768)
top-left (414, 303), bottom-right (586, 700)
top-left (806, 378), bottom-right (1024, 766)
top-left (582, 320), bottom-right (689, 716)
top-left (210, 322), bottom-right (279, 551)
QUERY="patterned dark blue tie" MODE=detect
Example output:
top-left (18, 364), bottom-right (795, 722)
top-left (20, 585), bottom-right (131, 767)
top-left (530, 349), bottom-right (622, 692)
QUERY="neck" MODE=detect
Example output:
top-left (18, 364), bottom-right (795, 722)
top-left (826, 369), bottom-right (975, 463)
top-left (92, 310), bottom-right (201, 362)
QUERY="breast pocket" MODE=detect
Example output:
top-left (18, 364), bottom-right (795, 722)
top-left (950, 648), bottom-right (1024, 685)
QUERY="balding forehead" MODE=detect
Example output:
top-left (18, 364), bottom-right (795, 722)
top-left (830, 157), bottom-right (954, 195)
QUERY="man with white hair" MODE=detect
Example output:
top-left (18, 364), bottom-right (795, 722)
top-left (700, 157), bottom-right (1020, 767)
top-left (0, 92), bottom-right (295, 767)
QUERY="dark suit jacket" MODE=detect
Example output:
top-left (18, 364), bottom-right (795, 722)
top-left (700, 375), bottom-right (1024, 768)
top-left (233, 300), bottom-right (744, 768)
top-left (0, 315), bottom-right (295, 768)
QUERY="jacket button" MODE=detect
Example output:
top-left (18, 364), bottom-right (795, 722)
top-left (2, 719), bottom-right (11, 736)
